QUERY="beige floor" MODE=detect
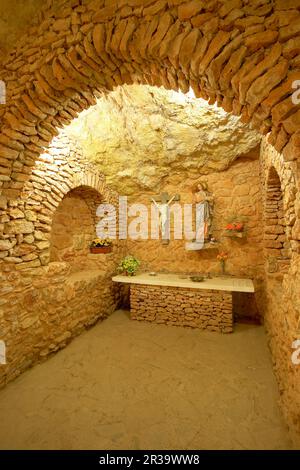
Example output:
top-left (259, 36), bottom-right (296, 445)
top-left (0, 310), bottom-right (295, 450)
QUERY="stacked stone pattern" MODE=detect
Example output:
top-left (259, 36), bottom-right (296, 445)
top-left (130, 284), bottom-right (233, 333)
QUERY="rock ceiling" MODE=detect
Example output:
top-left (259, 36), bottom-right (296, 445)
top-left (65, 84), bottom-right (261, 195)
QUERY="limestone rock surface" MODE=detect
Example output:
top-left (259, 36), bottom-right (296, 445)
top-left (66, 85), bottom-right (261, 195)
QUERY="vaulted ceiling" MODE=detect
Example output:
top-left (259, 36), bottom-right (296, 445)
top-left (0, 0), bottom-right (46, 58)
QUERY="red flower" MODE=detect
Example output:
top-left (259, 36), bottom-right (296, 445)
top-left (226, 223), bottom-right (234, 231)
top-left (217, 252), bottom-right (228, 261)
top-left (235, 223), bottom-right (244, 231)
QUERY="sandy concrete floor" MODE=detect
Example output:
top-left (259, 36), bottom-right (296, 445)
top-left (0, 310), bottom-right (295, 450)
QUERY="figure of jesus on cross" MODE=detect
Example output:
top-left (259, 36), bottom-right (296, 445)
top-left (151, 192), bottom-right (180, 244)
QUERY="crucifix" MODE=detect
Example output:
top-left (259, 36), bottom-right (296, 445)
top-left (151, 192), bottom-right (180, 245)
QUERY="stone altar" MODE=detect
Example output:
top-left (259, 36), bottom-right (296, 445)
top-left (113, 273), bottom-right (255, 334)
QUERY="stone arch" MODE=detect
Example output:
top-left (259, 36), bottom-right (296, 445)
top-left (2, 131), bottom-right (118, 270)
top-left (264, 165), bottom-right (292, 276)
top-left (1, 0), bottom-right (300, 198)
top-left (31, 164), bottom-right (117, 268)
top-left (50, 185), bottom-right (103, 270)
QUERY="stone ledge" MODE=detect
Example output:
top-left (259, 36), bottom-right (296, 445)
top-left (113, 272), bottom-right (255, 293)
top-left (87, 253), bottom-right (114, 258)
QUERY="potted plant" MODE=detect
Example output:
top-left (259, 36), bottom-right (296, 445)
top-left (217, 252), bottom-right (228, 275)
top-left (118, 255), bottom-right (140, 276)
top-left (90, 238), bottom-right (113, 254)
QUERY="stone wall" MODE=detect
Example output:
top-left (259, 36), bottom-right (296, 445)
top-left (0, 0), bottom-right (49, 59)
top-left (0, 131), bottom-right (120, 270)
top-left (127, 156), bottom-right (264, 320)
top-left (0, 262), bottom-right (122, 387)
top-left (131, 284), bottom-right (233, 333)
top-left (1, 0), bottom-right (300, 197)
top-left (0, 132), bottom-right (126, 387)
top-left (260, 137), bottom-right (300, 442)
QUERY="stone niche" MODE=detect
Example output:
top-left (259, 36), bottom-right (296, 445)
top-left (50, 185), bottom-right (102, 272)
top-left (264, 167), bottom-right (291, 276)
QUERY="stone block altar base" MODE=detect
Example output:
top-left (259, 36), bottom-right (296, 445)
top-left (113, 273), bottom-right (255, 334)
top-left (130, 284), bottom-right (233, 333)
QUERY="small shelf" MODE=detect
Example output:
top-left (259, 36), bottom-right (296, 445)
top-left (203, 242), bottom-right (219, 249)
top-left (224, 232), bottom-right (246, 239)
top-left (185, 241), bottom-right (219, 251)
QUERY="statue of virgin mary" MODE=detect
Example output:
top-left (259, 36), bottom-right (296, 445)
top-left (185, 181), bottom-right (214, 251)
top-left (194, 182), bottom-right (214, 241)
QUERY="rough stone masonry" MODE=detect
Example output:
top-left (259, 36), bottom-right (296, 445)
top-left (130, 284), bottom-right (233, 333)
